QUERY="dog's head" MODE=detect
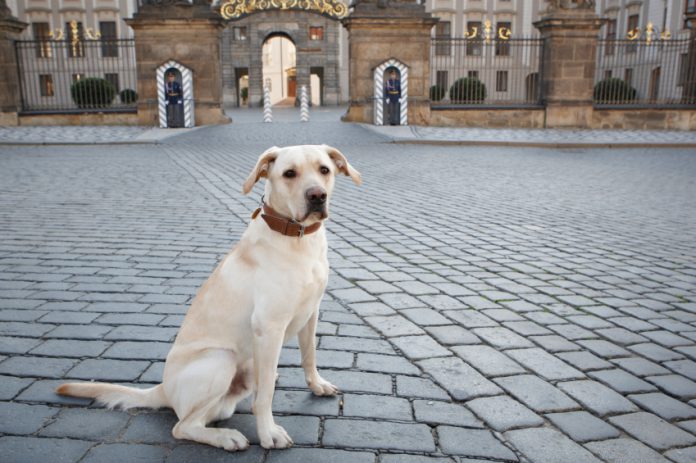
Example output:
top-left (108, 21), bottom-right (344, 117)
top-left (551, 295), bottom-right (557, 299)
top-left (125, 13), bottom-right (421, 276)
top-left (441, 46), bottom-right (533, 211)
top-left (243, 145), bottom-right (361, 225)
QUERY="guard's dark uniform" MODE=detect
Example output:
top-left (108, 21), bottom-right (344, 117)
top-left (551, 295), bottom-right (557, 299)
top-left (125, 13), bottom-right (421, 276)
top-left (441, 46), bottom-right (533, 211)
top-left (385, 77), bottom-right (401, 125)
top-left (165, 79), bottom-right (184, 128)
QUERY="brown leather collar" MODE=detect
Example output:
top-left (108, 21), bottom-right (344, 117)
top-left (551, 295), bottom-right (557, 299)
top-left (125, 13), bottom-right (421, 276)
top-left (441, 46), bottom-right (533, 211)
top-left (251, 203), bottom-right (322, 238)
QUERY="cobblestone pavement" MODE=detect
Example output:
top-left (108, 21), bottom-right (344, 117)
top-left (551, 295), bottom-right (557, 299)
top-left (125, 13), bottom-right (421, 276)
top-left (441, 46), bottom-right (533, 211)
top-left (0, 126), bottom-right (194, 145)
top-left (1, 109), bottom-right (696, 463)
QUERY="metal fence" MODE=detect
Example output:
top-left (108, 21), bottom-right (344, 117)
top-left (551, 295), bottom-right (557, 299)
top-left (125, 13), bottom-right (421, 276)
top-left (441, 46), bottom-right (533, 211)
top-left (430, 38), bottom-right (544, 107)
top-left (15, 39), bottom-right (138, 113)
top-left (594, 38), bottom-right (695, 107)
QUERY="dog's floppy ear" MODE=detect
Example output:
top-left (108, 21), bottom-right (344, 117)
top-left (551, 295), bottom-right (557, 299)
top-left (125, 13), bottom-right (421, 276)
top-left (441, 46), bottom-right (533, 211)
top-left (324, 145), bottom-right (362, 186)
top-left (243, 146), bottom-right (279, 194)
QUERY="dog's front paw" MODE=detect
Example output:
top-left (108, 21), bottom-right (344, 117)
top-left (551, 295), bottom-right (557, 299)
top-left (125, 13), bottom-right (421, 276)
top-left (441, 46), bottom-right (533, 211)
top-left (260, 424), bottom-right (293, 449)
top-left (218, 429), bottom-right (249, 452)
top-left (308, 376), bottom-right (339, 396)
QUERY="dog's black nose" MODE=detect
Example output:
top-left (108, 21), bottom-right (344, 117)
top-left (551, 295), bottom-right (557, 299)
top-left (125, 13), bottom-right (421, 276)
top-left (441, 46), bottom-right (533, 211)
top-left (306, 187), bottom-right (327, 205)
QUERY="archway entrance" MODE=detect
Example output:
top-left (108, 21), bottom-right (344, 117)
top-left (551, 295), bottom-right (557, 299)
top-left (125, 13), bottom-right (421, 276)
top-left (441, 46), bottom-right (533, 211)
top-left (262, 34), bottom-right (297, 106)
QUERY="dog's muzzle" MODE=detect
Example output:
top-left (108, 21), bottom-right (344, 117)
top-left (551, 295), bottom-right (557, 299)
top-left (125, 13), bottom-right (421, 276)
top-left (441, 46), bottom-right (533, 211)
top-left (306, 187), bottom-right (327, 216)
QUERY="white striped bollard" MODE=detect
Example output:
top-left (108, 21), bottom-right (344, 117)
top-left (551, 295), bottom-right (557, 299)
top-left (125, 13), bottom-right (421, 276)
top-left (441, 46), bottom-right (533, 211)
top-left (263, 86), bottom-right (272, 123)
top-left (300, 86), bottom-right (309, 122)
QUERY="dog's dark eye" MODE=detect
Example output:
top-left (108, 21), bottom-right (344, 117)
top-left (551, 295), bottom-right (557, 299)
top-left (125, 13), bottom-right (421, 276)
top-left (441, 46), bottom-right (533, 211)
top-left (283, 170), bottom-right (297, 179)
top-left (319, 166), bottom-right (330, 175)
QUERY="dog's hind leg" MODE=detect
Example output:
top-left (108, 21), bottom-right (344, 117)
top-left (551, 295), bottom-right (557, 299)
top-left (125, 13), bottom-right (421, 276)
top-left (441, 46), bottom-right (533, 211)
top-left (166, 349), bottom-right (249, 451)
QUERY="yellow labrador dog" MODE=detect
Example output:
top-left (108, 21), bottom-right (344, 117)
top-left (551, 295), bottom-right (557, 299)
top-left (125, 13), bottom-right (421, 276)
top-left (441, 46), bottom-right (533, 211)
top-left (57, 145), bottom-right (361, 451)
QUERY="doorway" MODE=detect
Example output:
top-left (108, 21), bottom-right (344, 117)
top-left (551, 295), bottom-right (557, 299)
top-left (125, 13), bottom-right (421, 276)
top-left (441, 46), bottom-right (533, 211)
top-left (262, 34), bottom-right (296, 106)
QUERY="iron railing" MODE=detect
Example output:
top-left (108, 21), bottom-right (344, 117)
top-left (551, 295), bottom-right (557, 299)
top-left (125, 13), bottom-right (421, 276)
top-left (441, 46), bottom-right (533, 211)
top-left (594, 38), bottom-right (696, 107)
top-left (430, 38), bottom-right (545, 107)
top-left (15, 39), bottom-right (138, 114)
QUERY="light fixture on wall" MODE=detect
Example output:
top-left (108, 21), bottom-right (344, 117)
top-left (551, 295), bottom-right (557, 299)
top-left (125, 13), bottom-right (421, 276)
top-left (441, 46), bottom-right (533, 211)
top-left (626, 22), bottom-right (670, 43)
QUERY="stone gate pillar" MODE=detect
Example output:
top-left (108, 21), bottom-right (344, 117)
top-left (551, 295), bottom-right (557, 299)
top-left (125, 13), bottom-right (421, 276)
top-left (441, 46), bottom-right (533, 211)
top-left (0, 0), bottom-right (27, 126)
top-left (125, 0), bottom-right (229, 126)
top-left (534, 2), bottom-right (602, 128)
top-left (342, 0), bottom-right (437, 125)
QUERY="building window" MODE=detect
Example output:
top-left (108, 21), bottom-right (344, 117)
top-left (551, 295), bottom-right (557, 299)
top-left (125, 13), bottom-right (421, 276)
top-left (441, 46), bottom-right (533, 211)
top-left (624, 68), bottom-right (633, 87)
top-left (649, 66), bottom-right (661, 101)
top-left (686, 0), bottom-right (696, 28)
top-left (233, 27), bottom-right (247, 41)
top-left (72, 73), bottom-right (84, 83)
top-left (66, 21), bottom-right (85, 58)
top-left (604, 70), bottom-right (613, 79)
top-left (466, 21), bottom-right (482, 56)
top-left (435, 21), bottom-right (451, 55)
top-left (105, 73), bottom-right (120, 93)
top-left (32, 22), bottom-right (52, 58)
top-left (496, 70), bottom-right (508, 92)
top-left (39, 74), bottom-right (54, 96)
top-left (495, 22), bottom-right (511, 56)
top-left (626, 14), bottom-right (639, 53)
top-left (604, 19), bottom-right (616, 56)
top-left (309, 26), bottom-right (324, 41)
top-left (100, 21), bottom-right (118, 58)
top-left (678, 53), bottom-right (689, 86)
top-left (468, 70), bottom-right (479, 80)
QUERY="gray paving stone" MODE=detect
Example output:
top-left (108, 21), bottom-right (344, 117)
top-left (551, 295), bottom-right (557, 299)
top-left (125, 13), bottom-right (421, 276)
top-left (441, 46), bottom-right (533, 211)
top-left (418, 356), bottom-right (502, 401)
top-left (471, 327), bottom-right (534, 349)
top-left (611, 357), bottom-right (670, 377)
top-left (343, 393), bottom-right (412, 420)
top-left (550, 324), bottom-right (597, 340)
top-left (40, 407), bottom-right (130, 440)
top-left (81, 443), bottom-right (169, 463)
top-left (595, 327), bottom-right (648, 345)
top-left (629, 392), bottom-right (696, 420)
top-left (139, 362), bottom-right (164, 383)
top-left (646, 374), bottom-right (696, 400)
top-left (380, 455), bottom-right (453, 463)
top-left (506, 348), bottom-right (585, 381)
top-left (271, 390), bottom-right (340, 416)
top-left (29, 339), bottom-right (111, 358)
top-left (556, 351), bottom-right (613, 371)
top-left (323, 419), bottom-right (435, 452)
top-left (320, 335), bottom-right (395, 354)
top-left (585, 438), bottom-right (670, 463)
top-left (0, 336), bottom-right (42, 354)
top-left (425, 325), bottom-right (481, 345)
top-left (323, 370), bottom-right (393, 394)
top-left (102, 341), bottom-right (171, 360)
top-left (46, 324), bottom-right (113, 339)
top-left (219, 414), bottom-right (320, 446)
top-left (168, 444), bottom-right (264, 463)
top-left (400, 308), bottom-right (452, 326)
top-left (494, 375), bottom-right (579, 413)
top-left (664, 359), bottom-right (696, 381)
top-left (438, 426), bottom-right (518, 461)
top-left (466, 395), bottom-right (543, 431)
top-left (365, 315), bottom-right (425, 337)
top-left (576, 340), bottom-right (631, 358)
top-left (413, 399), bottom-right (483, 427)
top-left (267, 448), bottom-right (375, 463)
top-left (0, 436), bottom-right (92, 463)
top-left (556, 380), bottom-right (638, 416)
top-left (391, 335), bottom-right (451, 359)
top-left (588, 369), bottom-right (657, 394)
top-left (332, 287), bottom-right (377, 303)
top-left (15, 379), bottom-right (91, 405)
top-left (504, 427), bottom-right (601, 463)
top-left (396, 375), bottom-right (450, 400)
top-left (0, 402), bottom-right (58, 434)
top-left (665, 446), bottom-right (696, 463)
top-left (0, 321), bottom-right (56, 337)
top-left (629, 342), bottom-right (685, 362)
top-left (641, 330), bottom-right (693, 347)
top-left (677, 345), bottom-right (696, 361)
top-left (452, 345), bottom-right (526, 377)
top-left (122, 411), bottom-right (179, 444)
top-left (528, 335), bottom-right (579, 353)
top-left (546, 411), bottom-right (620, 443)
top-left (39, 311), bottom-right (99, 324)
top-left (378, 293), bottom-right (424, 310)
top-left (67, 359), bottom-right (150, 381)
top-left (443, 310), bottom-right (498, 328)
top-left (0, 356), bottom-right (76, 378)
top-left (356, 353), bottom-right (420, 374)
top-left (609, 412), bottom-right (696, 450)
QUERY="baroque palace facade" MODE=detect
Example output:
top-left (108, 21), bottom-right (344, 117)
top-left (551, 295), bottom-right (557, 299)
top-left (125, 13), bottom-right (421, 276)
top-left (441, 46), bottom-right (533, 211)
top-left (5, 0), bottom-right (696, 109)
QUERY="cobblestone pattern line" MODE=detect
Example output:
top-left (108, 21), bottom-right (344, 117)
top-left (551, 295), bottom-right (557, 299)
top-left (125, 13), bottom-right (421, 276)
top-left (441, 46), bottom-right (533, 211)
top-left (0, 115), bottom-right (695, 462)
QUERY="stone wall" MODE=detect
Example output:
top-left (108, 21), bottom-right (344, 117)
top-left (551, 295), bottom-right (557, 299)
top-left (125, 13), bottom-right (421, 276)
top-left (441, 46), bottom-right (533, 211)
top-left (19, 111), bottom-right (139, 126)
top-left (430, 108), bottom-right (545, 128)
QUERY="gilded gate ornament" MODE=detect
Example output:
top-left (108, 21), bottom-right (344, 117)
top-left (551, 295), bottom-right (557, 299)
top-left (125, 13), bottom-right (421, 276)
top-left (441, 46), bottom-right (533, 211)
top-left (219, 0), bottom-right (348, 19)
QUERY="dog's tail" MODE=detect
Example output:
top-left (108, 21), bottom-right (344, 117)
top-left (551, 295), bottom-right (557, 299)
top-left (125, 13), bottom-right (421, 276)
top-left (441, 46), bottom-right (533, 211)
top-left (56, 382), bottom-right (169, 411)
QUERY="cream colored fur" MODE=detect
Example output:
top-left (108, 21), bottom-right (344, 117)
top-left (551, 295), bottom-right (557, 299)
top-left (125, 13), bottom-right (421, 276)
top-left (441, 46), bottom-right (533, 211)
top-left (57, 144), bottom-right (361, 451)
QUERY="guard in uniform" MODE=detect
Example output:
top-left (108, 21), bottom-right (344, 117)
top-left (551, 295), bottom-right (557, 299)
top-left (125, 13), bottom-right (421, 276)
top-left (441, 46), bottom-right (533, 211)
top-left (385, 69), bottom-right (401, 126)
top-left (165, 71), bottom-right (184, 128)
